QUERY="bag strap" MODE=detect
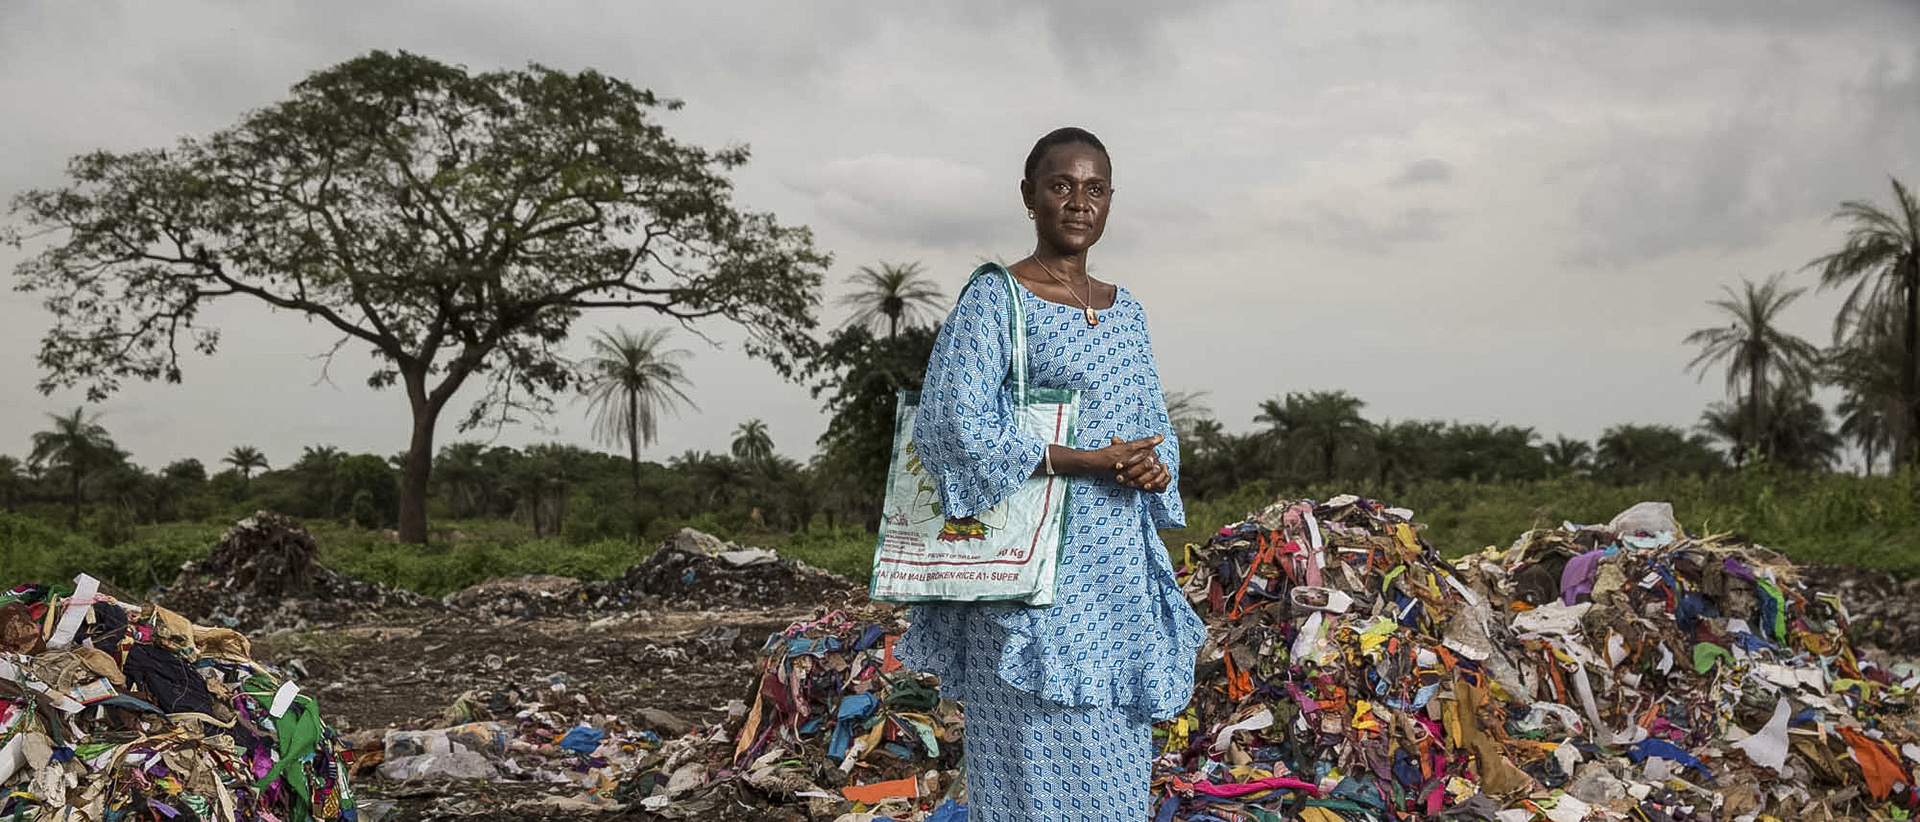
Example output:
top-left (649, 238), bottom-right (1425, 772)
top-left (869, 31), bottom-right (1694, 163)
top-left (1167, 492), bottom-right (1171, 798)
top-left (967, 263), bottom-right (1027, 407)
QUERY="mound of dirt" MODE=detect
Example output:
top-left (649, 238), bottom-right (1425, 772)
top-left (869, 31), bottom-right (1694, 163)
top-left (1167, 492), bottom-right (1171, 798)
top-left (584, 529), bottom-right (861, 612)
top-left (443, 573), bottom-right (589, 621)
top-left (159, 511), bottom-right (436, 631)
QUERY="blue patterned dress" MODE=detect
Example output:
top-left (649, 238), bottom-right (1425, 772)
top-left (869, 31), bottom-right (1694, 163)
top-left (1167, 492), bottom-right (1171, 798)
top-left (894, 269), bottom-right (1207, 822)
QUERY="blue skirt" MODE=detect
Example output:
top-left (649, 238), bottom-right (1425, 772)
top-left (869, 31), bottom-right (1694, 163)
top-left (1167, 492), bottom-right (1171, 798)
top-left (952, 659), bottom-right (1154, 822)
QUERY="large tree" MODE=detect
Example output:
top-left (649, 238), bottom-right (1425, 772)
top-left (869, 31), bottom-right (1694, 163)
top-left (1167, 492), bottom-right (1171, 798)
top-left (1810, 177), bottom-right (1920, 467)
top-left (1683, 273), bottom-right (1821, 467)
top-left (838, 261), bottom-right (945, 340)
top-left (4, 51), bottom-right (827, 543)
top-left (580, 326), bottom-right (697, 498)
top-left (28, 407), bottom-right (125, 525)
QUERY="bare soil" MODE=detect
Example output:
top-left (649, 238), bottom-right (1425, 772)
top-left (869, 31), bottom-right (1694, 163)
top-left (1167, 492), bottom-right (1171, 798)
top-left (248, 598), bottom-right (861, 821)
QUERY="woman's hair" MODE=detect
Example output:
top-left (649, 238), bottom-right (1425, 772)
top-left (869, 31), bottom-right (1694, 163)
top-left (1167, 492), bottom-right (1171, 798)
top-left (1023, 127), bottom-right (1109, 182)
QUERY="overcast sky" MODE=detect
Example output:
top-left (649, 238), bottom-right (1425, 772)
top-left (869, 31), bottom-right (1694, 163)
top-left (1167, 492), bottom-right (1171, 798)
top-left (2, 1), bottom-right (1917, 473)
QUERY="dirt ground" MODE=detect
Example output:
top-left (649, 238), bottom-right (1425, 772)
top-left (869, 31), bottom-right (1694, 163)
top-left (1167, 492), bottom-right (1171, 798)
top-left (250, 599), bottom-right (859, 821)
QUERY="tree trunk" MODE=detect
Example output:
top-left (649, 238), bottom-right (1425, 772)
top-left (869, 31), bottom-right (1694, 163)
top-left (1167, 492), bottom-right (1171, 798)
top-left (1905, 253), bottom-right (1919, 468)
top-left (69, 467), bottom-right (81, 528)
top-left (398, 381), bottom-right (440, 545)
top-left (1748, 358), bottom-right (1765, 468)
top-left (627, 391), bottom-right (641, 498)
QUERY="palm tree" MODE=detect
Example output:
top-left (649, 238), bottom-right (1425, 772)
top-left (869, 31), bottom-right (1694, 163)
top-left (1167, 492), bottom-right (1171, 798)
top-left (1595, 424), bottom-right (1726, 484)
top-left (1367, 419), bottom-right (1444, 489)
top-left (1828, 296), bottom-right (1903, 474)
top-left (434, 442), bottom-right (492, 519)
top-left (1684, 274), bottom-right (1822, 467)
top-left (580, 327), bottom-right (697, 497)
top-left (1809, 177), bottom-right (1920, 466)
top-left (838, 261), bottom-right (946, 340)
top-left (223, 445), bottom-right (269, 494)
top-left (29, 407), bottom-right (123, 525)
top-left (1255, 390), bottom-right (1369, 481)
top-left (1541, 436), bottom-right (1593, 478)
top-left (1163, 390), bottom-right (1212, 445)
top-left (730, 419), bottom-right (775, 466)
top-left (1838, 391), bottom-right (1898, 475)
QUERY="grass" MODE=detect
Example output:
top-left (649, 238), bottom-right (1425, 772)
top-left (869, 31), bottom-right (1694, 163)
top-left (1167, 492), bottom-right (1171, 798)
top-left (6, 470), bottom-right (1914, 597)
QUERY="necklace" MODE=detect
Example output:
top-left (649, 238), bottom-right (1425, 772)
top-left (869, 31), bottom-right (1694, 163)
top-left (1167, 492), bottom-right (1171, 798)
top-left (1031, 256), bottom-right (1100, 327)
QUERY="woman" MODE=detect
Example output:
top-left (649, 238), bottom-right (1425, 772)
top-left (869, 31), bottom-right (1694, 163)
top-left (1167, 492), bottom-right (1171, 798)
top-left (895, 127), bottom-right (1207, 821)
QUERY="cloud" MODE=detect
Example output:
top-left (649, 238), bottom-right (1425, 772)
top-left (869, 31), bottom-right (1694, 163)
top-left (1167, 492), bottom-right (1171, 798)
top-left (791, 154), bottom-right (1011, 249)
top-left (1564, 46), bottom-right (1920, 267)
top-left (1274, 204), bottom-right (1448, 254)
top-left (1390, 159), bottom-right (1453, 187)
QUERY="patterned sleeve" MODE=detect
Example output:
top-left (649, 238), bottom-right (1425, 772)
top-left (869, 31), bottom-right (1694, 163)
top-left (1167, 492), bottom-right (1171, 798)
top-left (1140, 312), bottom-right (1187, 530)
top-left (912, 273), bottom-right (1048, 520)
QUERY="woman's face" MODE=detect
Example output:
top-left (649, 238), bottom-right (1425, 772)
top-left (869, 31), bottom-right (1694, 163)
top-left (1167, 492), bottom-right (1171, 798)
top-left (1024, 142), bottom-right (1113, 255)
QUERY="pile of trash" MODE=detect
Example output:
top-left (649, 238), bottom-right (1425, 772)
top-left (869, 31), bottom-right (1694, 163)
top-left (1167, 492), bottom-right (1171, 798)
top-left (444, 574), bottom-right (589, 622)
top-left (336, 606), bottom-right (954, 820)
top-left (437, 529), bottom-right (860, 622)
top-left (160, 512), bottom-right (434, 631)
top-left (1794, 562), bottom-right (1920, 656)
top-left (1157, 496), bottom-right (1920, 821)
top-left (583, 528), bottom-right (860, 612)
top-left (0, 573), bottom-right (357, 820)
top-left (523, 606), bottom-right (957, 821)
top-left (348, 684), bottom-right (693, 816)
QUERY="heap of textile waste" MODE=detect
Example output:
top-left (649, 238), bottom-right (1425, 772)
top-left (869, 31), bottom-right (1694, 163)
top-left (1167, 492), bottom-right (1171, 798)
top-left (1155, 496), bottom-right (1919, 822)
top-left (631, 605), bottom-right (963, 821)
top-left (1, 574), bottom-right (356, 821)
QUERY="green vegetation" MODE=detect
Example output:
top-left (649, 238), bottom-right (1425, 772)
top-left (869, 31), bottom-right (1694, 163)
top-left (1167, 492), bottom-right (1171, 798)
top-left (4, 470), bottom-right (1912, 603)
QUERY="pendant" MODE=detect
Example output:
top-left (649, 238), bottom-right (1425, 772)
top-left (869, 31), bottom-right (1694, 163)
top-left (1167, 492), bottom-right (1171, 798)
top-left (1085, 307), bottom-right (1099, 327)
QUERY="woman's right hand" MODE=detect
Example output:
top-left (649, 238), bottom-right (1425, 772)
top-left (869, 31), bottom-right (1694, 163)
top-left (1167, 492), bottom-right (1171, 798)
top-left (1096, 434), bottom-right (1168, 492)
top-left (1043, 435), bottom-right (1168, 490)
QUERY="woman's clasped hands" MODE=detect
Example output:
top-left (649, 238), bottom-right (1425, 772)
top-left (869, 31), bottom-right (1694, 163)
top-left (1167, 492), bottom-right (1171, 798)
top-left (1099, 434), bottom-right (1169, 494)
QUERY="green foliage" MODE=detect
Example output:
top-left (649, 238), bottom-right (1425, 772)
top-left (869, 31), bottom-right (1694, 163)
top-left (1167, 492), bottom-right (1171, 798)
top-left (320, 532), bottom-right (645, 598)
top-left (1593, 424), bottom-right (1727, 483)
top-left (0, 511), bottom-right (104, 586)
top-left (1809, 176), bottom-right (1920, 467)
top-left (336, 454), bottom-right (399, 529)
top-left (0, 515), bottom-right (221, 594)
top-left (808, 324), bottom-right (941, 527)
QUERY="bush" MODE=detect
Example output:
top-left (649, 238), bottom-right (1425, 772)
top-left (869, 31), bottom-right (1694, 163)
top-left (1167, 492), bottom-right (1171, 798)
top-left (0, 511), bottom-right (104, 587)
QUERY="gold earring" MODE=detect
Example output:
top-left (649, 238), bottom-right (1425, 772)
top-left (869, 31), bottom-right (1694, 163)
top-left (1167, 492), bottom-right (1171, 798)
top-left (1026, 208), bottom-right (1035, 220)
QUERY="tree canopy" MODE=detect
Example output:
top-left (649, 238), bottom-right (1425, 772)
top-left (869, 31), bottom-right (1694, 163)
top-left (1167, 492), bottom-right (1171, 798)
top-left (4, 51), bottom-right (829, 542)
